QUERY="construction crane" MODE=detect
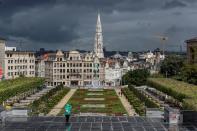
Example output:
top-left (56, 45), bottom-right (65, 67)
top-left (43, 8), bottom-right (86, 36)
top-left (154, 35), bottom-right (168, 56)
top-left (7, 39), bottom-right (24, 51)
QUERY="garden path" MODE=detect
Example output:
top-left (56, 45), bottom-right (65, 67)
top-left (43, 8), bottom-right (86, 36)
top-left (47, 88), bottom-right (77, 116)
top-left (115, 88), bottom-right (136, 116)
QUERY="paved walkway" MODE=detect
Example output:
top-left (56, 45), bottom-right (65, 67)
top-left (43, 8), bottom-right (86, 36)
top-left (47, 89), bottom-right (77, 116)
top-left (115, 88), bottom-right (136, 116)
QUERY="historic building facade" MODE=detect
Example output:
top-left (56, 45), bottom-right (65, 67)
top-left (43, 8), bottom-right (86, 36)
top-left (4, 51), bottom-right (35, 79)
top-left (44, 50), bottom-right (104, 87)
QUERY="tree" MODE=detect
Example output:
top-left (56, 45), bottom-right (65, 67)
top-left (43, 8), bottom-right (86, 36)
top-left (122, 69), bottom-right (150, 86)
top-left (180, 64), bottom-right (197, 85)
top-left (160, 55), bottom-right (184, 77)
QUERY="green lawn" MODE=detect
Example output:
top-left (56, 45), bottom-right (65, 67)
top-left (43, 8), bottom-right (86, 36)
top-left (147, 78), bottom-right (197, 110)
top-left (59, 89), bottom-right (127, 116)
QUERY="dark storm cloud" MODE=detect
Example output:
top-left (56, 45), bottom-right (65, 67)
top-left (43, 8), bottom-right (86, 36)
top-left (163, 0), bottom-right (187, 9)
top-left (0, 0), bottom-right (197, 51)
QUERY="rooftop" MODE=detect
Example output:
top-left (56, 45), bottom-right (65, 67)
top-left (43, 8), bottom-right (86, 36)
top-left (186, 37), bottom-right (197, 43)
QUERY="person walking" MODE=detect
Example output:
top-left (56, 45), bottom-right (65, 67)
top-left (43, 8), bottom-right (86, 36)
top-left (64, 104), bottom-right (72, 123)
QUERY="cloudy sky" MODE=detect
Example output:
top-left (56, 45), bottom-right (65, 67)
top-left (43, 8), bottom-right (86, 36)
top-left (0, 0), bottom-right (197, 51)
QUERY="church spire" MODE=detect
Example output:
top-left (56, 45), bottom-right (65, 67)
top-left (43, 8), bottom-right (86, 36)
top-left (96, 13), bottom-right (102, 33)
top-left (94, 13), bottom-right (104, 58)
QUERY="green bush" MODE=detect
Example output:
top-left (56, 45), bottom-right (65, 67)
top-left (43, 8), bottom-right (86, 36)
top-left (128, 85), bottom-right (159, 108)
top-left (147, 78), bottom-right (197, 111)
top-left (29, 85), bottom-right (70, 115)
top-left (147, 78), bottom-right (188, 102)
top-left (122, 69), bottom-right (150, 86)
top-left (122, 88), bottom-right (145, 116)
top-left (0, 77), bottom-right (44, 104)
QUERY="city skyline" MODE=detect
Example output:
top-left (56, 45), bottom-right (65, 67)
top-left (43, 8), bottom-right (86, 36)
top-left (0, 0), bottom-right (197, 51)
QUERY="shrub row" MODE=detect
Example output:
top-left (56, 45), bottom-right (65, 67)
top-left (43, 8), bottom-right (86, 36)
top-left (128, 85), bottom-right (159, 108)
top-left (147, 78), bottom-right (197, 111)
top-left (147, 78), bottom-right (187, 102)
top-left (0, 77), bottom-right (44, 104)
top-left (122, 88), bottom-right (145, 116)
top-left (29, 85), bottom-right (70, 115)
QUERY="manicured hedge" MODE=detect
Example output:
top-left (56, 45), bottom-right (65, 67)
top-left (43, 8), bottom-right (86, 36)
top-left (128, 85), bottom-right (159, 108)
top-left (147, 78), bottom-right (197, 111)
top-left (0, 77), bottom-right (44, 104)
top-left (122, 88), bottom-right (145, 116)
top-left (29, 85), bottom-right (70, 115)
top-left (147, 78), bottom-right (187, 102)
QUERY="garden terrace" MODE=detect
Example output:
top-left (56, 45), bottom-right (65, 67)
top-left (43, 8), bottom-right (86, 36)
top-left (128, 86), bottom-right (159, 108)
top-left (29, 85), bottom-right (70, 115)
top-left (147, 78), bottom-right (197, 111)
top-left (59, 89), bottom-right (127, 116)
top-left (0, 77), bottom-right (44, 104)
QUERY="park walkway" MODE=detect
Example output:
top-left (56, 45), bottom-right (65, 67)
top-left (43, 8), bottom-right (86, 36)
top-left (47, 89), bottom-right (77, 116)
top-left (115, 88), bottom-right (136, 116)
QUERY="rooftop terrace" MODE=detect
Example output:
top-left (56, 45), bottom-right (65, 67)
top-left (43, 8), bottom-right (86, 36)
top-left (1, 116), bottom-right (196, 131)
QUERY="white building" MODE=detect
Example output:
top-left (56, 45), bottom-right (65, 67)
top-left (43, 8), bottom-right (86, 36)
top-left (127, 52), bottom-right (136, 62)
top-left (4, 51), bottom-right (35, 79)
top-left (105, 61), bottom-right (121, 86)
top-left (35, 57), bottom-right (45, 78)
top-left (5, 46), bottom-right (16, 51)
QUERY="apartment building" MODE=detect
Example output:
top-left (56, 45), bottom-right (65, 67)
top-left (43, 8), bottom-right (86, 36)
top-left (4, 51), bottom-right (35, 79)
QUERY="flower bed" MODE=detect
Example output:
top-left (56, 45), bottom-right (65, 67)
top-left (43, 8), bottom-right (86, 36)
top-left (58, 89), bottom-right (127, 115)
top-left (147, 78), bottom-right (197, 110)
top-left (0, 77), bottom-right (44, 104)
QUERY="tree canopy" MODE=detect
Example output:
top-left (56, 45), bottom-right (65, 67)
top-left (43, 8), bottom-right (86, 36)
top-left (122, 69), bottom-right (150, 86)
